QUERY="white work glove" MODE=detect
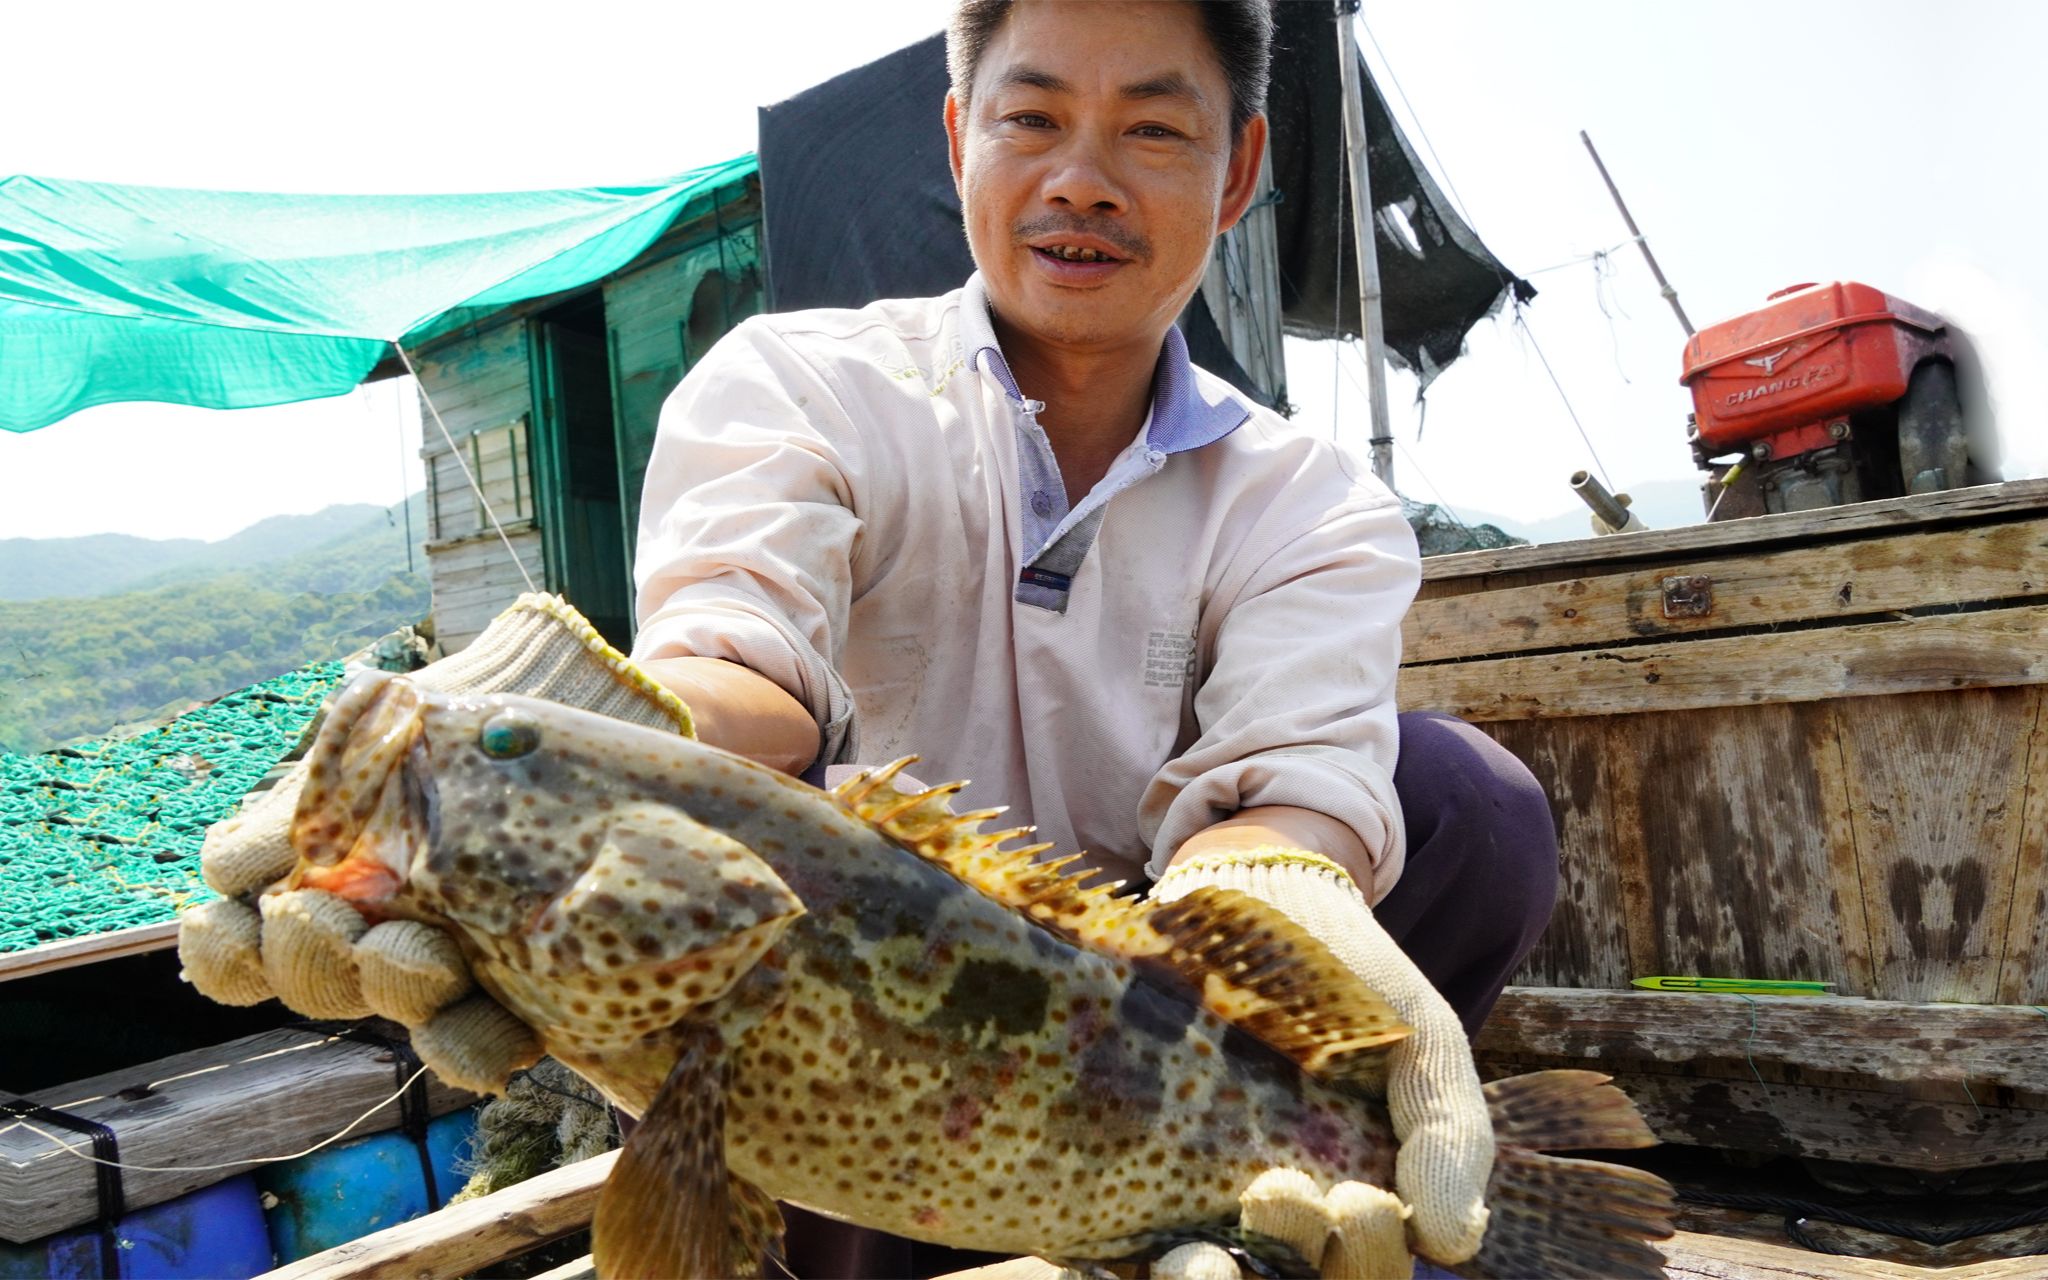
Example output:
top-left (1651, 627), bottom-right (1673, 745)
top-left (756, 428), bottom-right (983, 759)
top-left (1151, 849), bottom-right (1494, 1267)
top-left (177, 594), bottom-right (694, 1093)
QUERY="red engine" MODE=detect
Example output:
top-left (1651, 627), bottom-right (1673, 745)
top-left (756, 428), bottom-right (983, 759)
top-left (1681, 282), bottom-right (1967, 518)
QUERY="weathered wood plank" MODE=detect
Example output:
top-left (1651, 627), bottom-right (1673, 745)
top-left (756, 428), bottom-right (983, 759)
top-left (1420, 476), bottom-right (2048, 582)
top-left (1476, 988), bottom-right (2048, 1092)
top-left (430, 556), bottom-right (546, 606)
top-left (1, 1028), bottom-right (477, 1242)
top-left (1602, 704), bottom-right (1873, 995)
top-left (1999, 686), bottom-right (2048, 1004)
top-left (1398, 604), bottom-right (2048, 723)
top-left (259, 1150), bottom-right (614, 1280)
top-left (1670, 1200), bottom-right (2036, 1272)
top-left (1839, 688), bottom-right (2040, 1003)
top-left (527, 1255), bottom-right (597, 1280)
top-left (1405, 518), bottom-right (2048, 663)
top-left (0, 920), bottom-right (178, 984)
top-left (932, 1237), bottom-right (2042, 1280)
top-left (1810, 703), bottom-right (1880, 996)
top-left (1478, 1066), bottom-right (2048, 1173)
top-left (1653, 1231), bottom-right (2042, 1279)
top-left (1487, 719), bottom-right (1633, 987)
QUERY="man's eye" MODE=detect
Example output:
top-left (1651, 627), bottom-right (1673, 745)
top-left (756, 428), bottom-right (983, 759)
top-left (1132, 125), bottom-right (1182, 140)
top-left (1008, 113), bottom-right (1054, 129)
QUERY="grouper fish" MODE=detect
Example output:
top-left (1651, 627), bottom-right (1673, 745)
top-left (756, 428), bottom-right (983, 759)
top-left (288, 671), bottom-right (1674, 1278)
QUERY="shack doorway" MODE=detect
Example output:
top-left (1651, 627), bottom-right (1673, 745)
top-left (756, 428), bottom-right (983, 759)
top-left (532, 293), bottom-right (631, 647)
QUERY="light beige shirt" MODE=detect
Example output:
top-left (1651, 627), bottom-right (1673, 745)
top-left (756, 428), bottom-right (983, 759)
top-left (632, 277), bottom-right (1420, 900)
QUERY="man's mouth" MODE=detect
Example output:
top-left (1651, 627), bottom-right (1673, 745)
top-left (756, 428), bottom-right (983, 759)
top-left (1033, 244), bottom-right (1122, 263)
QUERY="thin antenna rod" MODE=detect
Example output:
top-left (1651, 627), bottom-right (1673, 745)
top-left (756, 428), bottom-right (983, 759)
top-left (1580, 129), bottom-right (1694, 337)
top-left (1335, 0), bottom-right (1396, 491)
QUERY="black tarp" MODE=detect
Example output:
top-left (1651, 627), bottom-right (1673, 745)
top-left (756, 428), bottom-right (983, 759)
top-left (1266, 3), bottom-right (1533, 388)
top-left (757, 9), bottom-right (1529, 401)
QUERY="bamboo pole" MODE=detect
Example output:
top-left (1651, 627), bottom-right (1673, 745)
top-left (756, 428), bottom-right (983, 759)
top-left (1580, 130), bottom-right (1694, 338)
top-left (1334, 0), bottom-right (1396, 491)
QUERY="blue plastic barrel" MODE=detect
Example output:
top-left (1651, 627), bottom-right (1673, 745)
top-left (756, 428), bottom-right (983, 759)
top-left (259, 1108), bottom-right (477, 1263)
top-left (0, 1174), bottom-right (273, 1279)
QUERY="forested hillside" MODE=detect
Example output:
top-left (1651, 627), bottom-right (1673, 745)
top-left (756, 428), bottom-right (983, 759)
top-left (0, 503), bottom-right (400, 601)
top-left (0, 502), bottom-right (427, 753)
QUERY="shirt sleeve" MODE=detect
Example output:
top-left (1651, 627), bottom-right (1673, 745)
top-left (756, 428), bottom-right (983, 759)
top-left (1137, 495), bottom-right (1421, 902)
top-left (630, 318), bottom-right (866, 766)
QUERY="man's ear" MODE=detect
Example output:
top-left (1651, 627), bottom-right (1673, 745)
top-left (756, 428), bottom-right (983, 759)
top-left (944, 92), bottom-right (967, 197)
top-left (1215, 113), bottom-right (1270, 237)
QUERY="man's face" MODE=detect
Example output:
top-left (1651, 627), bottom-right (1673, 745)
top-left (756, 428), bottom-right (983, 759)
top-left (946, 0), bottom-right (1266, 356)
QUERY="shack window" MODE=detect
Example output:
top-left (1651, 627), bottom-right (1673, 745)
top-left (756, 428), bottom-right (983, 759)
top-left (425, 416), bottom-right (530, 543)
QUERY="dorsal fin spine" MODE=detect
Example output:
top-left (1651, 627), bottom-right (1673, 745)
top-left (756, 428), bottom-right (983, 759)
top-left (835, 769), bottom-right (1412, 1083)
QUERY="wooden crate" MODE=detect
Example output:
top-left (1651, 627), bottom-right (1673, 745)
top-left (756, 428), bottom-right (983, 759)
top-left (1400, 478), bottom-right (2048, 1172)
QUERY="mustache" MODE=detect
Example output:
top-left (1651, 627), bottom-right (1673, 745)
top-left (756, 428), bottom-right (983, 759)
top-left (1013, 215), bottom-right (1148, 261)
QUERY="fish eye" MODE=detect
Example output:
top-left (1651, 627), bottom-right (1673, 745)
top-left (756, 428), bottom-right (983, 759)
top-left (478, 712), bottom-right (541, 760)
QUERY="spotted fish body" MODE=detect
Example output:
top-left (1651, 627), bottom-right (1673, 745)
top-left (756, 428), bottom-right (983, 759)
top-left (291, 673), bottom-right (1673, 1278)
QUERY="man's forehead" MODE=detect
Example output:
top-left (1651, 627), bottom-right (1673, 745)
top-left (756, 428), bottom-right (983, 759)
top-left (978, 0), bottom-right (1228, 107)
top-left (986, 64), bottom-right (1212, 110)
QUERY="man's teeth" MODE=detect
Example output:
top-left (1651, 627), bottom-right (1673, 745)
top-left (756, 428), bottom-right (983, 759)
top-left (1044, 245), bottom-right (1114, 262)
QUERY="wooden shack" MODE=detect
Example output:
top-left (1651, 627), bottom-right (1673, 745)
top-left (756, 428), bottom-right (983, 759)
top-left (1397, 478), bottom-right (2048, 1181)
top-left (394, 162), bottom-right (767, 653)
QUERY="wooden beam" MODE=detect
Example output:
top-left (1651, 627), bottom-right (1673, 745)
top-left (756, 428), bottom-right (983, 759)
top-left (1404, 518), bottom-right (2048, 663)
top-left (2, 1028), bottom-right (476, 1243)
top-left (260, 1150), bottom-right (615, 1280)
top-left (1420, 476), bottom-right (2048, 581)
top-left (0, 921), bottom-right (180, 984)
top-left (930, 1234), bottom-right (2047, 1280)
top-left (1398, 604), bottom-right (2048, 722)
top-left (1476, 988), bottom-right (2048, 1092)
top-left (1655, 1231), bottom-right (2046, 1279)
top-left (1477, 1066), bottom-right (2048, 1174)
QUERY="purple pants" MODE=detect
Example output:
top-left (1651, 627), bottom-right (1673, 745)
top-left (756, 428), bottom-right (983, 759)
top-left (779, 711), bottom-right (1562, 1278)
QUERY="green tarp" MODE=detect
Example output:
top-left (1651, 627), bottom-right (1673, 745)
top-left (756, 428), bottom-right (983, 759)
top-left (0, 154), bottom-right (758, 432)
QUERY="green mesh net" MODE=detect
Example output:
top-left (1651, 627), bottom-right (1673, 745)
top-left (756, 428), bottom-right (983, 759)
top-left (0, 662), bottom-right (346, 953)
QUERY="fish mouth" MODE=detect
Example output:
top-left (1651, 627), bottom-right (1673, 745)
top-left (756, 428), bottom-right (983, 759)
top-left (288, 671), bottom-right (434, 905)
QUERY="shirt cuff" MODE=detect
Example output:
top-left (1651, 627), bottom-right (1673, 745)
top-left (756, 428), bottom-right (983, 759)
top-left (632, 596), bottom-right (859, 767)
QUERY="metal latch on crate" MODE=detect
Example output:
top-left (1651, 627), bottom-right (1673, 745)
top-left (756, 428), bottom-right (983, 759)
top-left (1661, 574), bottom-right (1714, 618)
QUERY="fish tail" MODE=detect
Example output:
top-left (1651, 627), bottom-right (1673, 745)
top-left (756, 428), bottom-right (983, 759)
top-left (1450, 1070), bottom-right (1676, 1280)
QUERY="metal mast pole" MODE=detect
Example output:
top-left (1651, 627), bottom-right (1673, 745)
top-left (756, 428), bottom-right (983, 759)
top-left (1580, 129), bottom-right (1694, 337)
top-left (1334, 0), bottom-right (1396, 490)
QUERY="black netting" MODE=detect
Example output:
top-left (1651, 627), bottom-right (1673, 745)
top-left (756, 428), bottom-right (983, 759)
top-left (1267, 4), bottom-right (1534, 390)
top-left (1402, 497), bottom-right (1524, 558)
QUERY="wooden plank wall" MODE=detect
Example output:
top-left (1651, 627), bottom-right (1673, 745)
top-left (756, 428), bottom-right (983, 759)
top-left (414, 319), bottom-right (544, 651)
top-left (1402, 502), bottom-right (2048, 1005)
top-left (428, 530), bottom-right (546, 652)
top-left (603, 219), bottom-right (762, 539)
top-left (1471, 685), bottom-right (2045, 1004)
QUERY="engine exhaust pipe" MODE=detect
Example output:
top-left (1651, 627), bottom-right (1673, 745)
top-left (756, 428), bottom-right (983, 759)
top-left (1571, 470), bottom-right (1647, 535)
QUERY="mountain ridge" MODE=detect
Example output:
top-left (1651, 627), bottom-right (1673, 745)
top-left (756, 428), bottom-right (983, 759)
top-left (0, 500), bottom-right (421, 601)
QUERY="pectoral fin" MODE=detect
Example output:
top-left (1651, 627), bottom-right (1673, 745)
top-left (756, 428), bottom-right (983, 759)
top-left (592, 1022), bottom-right (783, 1279)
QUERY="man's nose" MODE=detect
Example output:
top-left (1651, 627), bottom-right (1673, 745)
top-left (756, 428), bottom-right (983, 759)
top-left (1039, 132), bottom-right (1128, 215)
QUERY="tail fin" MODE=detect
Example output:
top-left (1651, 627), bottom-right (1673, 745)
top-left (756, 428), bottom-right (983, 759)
top-left (1452, 1070), bottom-right (1676, 1280)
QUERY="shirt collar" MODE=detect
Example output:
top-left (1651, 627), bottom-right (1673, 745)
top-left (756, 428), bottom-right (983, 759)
top-left (959, 271), bottom-right (1251, 455)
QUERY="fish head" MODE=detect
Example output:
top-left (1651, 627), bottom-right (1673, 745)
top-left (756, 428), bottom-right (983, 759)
top-left (289, 671), bottom-right (805, 1043)
top-left (289, 670), bottom-right (432, 906)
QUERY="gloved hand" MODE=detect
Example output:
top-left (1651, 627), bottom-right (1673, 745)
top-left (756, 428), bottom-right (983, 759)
top-left (177, 594), bottom-right (694, 1094)
top-left (1150, 849), bottom-right (1494, 1267)
top-left (1066, 1170), bottom-right (1410, 1280)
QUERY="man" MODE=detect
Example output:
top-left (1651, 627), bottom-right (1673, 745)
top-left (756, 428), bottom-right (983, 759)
top-left (627, 1), bottom-right (1558, 1274)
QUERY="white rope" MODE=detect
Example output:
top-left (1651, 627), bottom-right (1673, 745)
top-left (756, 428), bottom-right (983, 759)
top-left (6, 1065), bottom-right (432, 1175)
top-left (391, 342), bottom-right (538, 595)
top-left (1521, 236), bottom-right (1644, 278)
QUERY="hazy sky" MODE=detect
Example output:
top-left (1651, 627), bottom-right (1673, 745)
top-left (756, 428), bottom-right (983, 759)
top-left (3, 0), bottom-right (2042, 541)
